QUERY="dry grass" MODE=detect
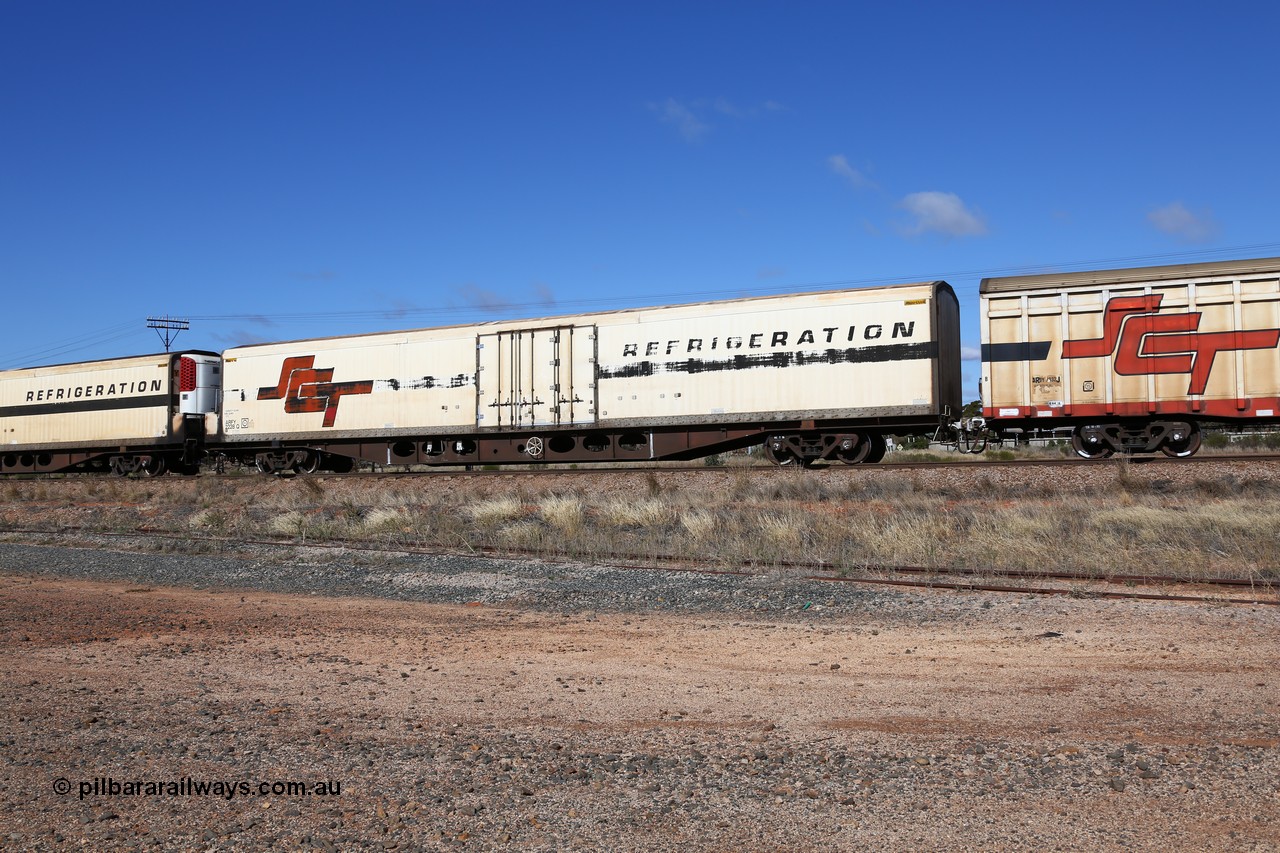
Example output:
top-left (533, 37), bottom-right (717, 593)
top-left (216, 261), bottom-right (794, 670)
top-left (361, 507), bottom-right (413, 535)
top-left (188, 508), bottom-right (228, 531)
top-left (4, 466), bottom-right (1279, 583)
top-left (679, 510), bottom-right (717, 542)
top-left (596, 499), bottom-right (674, 528)
top-left (268, 511), bottom-right (309, 538)
top-left (756, 512), bottom-right (806, 550)
top-left (467, 497), bottom-right (524, 527)
top-left (538, 495), bottom-right (585, 535)
top-left (498, 521), bottom-right (545, 550)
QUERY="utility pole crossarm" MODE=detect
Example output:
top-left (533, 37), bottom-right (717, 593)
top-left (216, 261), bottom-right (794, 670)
top-left (146, 316), bottom-right (190, 352)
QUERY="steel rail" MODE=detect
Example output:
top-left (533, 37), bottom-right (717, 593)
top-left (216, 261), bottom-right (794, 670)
top-left (2, 526), bottom-right (1275, 606)
top-left (6, 451), bottom-right (1280, 482)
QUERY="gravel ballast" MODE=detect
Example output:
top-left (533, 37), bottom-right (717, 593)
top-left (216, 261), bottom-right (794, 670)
top-left (1, 540), bottom-right (1278, 851)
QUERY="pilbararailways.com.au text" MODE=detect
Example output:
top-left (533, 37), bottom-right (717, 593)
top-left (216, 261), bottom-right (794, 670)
top-left (54, 776), bottom-right (342, 801)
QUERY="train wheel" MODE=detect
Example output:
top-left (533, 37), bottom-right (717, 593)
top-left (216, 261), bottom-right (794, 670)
top-left (1070, 429), bottom-right (1113, 460)
top-left (294, 451), bottom-right (321, 474)
top-left (255, 455), bottom-right (278, 475)
top-left (763, 442), bottom-right (800, 467)
top-left (863, 433), bottom-right (887, 464)
top-left (835, 438), bottom-right (871, 465)
top-left (1161, 429), bottom-right (1202, 458)
top-left (140, 456), bottom-right (168, 477)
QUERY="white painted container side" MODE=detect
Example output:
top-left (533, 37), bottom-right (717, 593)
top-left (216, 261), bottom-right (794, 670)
top-left (220, 282), bottom-right (960, 442)
top-left (0, 354), bottom-right (179, 450)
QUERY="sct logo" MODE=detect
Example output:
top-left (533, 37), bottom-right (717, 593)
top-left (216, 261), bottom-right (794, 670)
top-left (257, 356), bottom-right (373, 427)
top-left (1062, 295), bottom-right (1280, 395)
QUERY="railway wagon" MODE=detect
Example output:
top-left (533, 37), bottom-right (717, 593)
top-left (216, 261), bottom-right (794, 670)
top-left (220, 281), bottom-right (961, 471)
top-left (0, 351), bottom-right (222, 475)
top-left (980, 257), bottom-right (1280, 458)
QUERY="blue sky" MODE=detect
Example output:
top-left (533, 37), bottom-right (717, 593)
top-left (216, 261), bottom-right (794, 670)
top-left (3, 2), bottom-right (1278, 397)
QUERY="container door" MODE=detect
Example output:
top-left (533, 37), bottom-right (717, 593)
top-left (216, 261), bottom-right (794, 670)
top-left (476, 326), bottom-right (597, 428)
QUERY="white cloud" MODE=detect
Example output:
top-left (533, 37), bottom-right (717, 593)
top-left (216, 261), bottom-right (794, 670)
top-left (653, 98), bottom-right (709, 142)
top-left (712, 97), bottom-right (743, 117)
top-left (1147, 201), bottom-right (1219, 243)
top-left (828, 154), bottom-right (872, 190)
top-left (961, 345), bottom-right (982, 361)
top-left (897, 191), bottom-right (987, 237)
top-left (712, 97), bottom-right (786, 118)
top-left (651, 97), bottom-right (783, 142)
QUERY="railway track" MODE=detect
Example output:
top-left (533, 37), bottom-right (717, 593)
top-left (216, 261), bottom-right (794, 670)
top-left (4, 451), bottom-right (1280, 483)
top-left (3, 526), bottom-right (1275, 607)
top-left (308, 451), bottom-right (1280, 479)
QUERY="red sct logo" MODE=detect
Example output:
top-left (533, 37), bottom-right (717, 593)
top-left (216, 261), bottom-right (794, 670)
top-left (1061, 295), bottom-right (1280, 395)
top-left (257, 356), bottom-right (373, 427)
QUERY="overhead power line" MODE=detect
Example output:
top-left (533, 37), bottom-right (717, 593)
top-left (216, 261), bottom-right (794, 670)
top-left (146, 316), bottom-right (190, 352)
top-left (186, 241), bottom-right (1280, 325)
top-left (0, 322), bottom-right (146, 371)
top-left (6, 241), bottom-right (1280, 367)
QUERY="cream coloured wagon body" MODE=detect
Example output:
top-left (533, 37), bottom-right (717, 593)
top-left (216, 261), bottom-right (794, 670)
top-left (0, 351), bottom-right (221, 474)
top-left (220, 281), bottom-right (960, 466)
top-left (980, 257), bottom-right (1280, 456)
